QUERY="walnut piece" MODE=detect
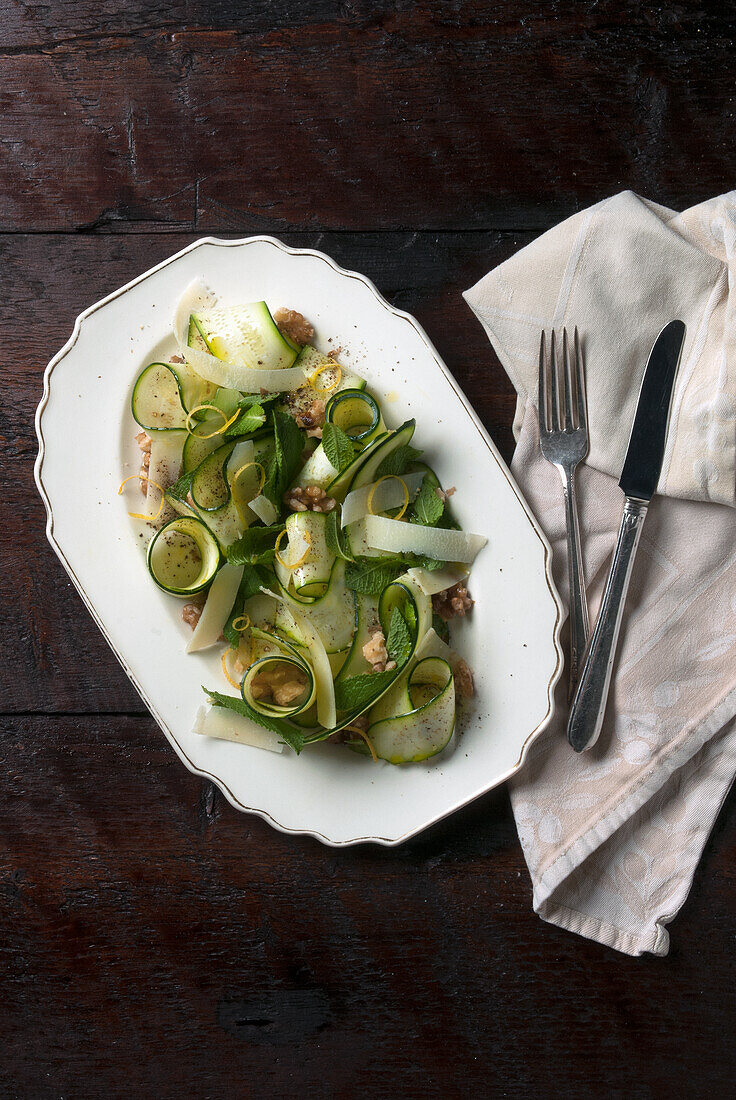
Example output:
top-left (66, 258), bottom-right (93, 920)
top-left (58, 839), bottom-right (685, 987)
top-left (249, 662), bottom-right (308, 707)
top-left (362, 630), bottom-right (397, 674)
top-left (135, 430), bottom-right (152, 453)
top-left (435, 485), bottom-right (456, 504)
top-left (283, 484), bottom-right (337, 513)
top-left (454, 658), bottom-right (475, 699)
top-left (432, 582), bottom-right (474, 622)
top-left (135, 431), bottom-right (153, 493)
top-left (295, 398), bottom-right (326, 431)
top-left (182, 603), bottom-right (203, 629)
top-left (274, 307), bottom-right (315, 346)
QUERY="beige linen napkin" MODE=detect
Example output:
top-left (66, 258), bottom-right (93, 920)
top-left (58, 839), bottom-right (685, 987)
top-left (464, 191), bottom-right (736, 955)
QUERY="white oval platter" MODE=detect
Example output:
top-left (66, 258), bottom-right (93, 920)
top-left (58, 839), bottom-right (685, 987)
top-left (35, 236), bottom-right (563, 846)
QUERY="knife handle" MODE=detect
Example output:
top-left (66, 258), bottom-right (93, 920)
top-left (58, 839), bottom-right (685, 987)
top-left (567, 497), bottom-right (648, 752)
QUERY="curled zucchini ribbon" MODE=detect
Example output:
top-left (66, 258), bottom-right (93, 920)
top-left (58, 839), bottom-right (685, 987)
top-left (132, 360), bottom-right (218, 432)
top-left (366, 657), bottom-right (455, 764)
top-left (325, 388), bottom-right (381, 442)
top-left (147, 516), bottom-right (220, 596)
top-left (241, 633), bottom-right (317, 720)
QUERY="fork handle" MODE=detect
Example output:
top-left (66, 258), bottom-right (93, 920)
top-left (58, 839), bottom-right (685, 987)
top-left (561, 465), bottom-right (589, 695)
top-left (567, 496), bottom-right (648, 752)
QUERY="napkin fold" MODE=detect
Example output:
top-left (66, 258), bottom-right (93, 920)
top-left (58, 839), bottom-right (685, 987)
top-left (464, 191), bottom-right (736, 955)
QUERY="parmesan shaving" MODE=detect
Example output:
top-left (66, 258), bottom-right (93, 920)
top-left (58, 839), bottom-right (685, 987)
top-left (186, 563), bottom-right (244, 653)
top-left (193, 705), bottom-right (285, 754)
top-left (349, 515), bottom-right (487, 565)
top-left (174, 283), bottom-right (307, 392)
top-left (250, 494), bottom-right (279, 525)
top-left (405, 564), bottom-right (469, 597)
top-left (341, 471), bottom-right (424, 528)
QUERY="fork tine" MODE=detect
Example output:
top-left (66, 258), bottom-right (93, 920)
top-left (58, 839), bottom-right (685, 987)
top-left (574, 326), bottom-right (588, 431)
top-left (562, 328), bottom-right (575, 430)
top-left (538, 330), bottom-right (547, 431)
top-left (549, 329), bottom-right (560, 431)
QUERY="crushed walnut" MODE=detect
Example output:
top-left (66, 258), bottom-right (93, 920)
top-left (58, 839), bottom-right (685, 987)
top-left (435, 485), bottom-right (456, 504)
top-left (182, 601), bottom-right (203, 629)
top-left (432, 582), bottom-right (474, 622)
top-left (283, 484), bottom-right (337, 513)
top-left (454, 658), bottom-right (475, 699)
top-left (274, 307), bottom-right (314, 347)
top-left (136, 431), bottom-right (152, 494)
top-left (362, 630), bottom-right (397, 674)
top-left (294, 398), bottom-right (326, 433)
top-left (327, 347), bottom-right (342, 360)
top-left (170, 353), bottom-right (185, 364)
top-left (249, 663), bottom-right (308, 707)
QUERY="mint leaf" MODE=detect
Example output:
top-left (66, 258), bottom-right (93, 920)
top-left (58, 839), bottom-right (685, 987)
top-left (376, 443), bottom-right (423, 478)
top-left (223, 403), bottom-right (266, 437)
top-left (406, 553), bottom-right (446, 571)
top-left (410, 478), bottom-right (444, 526)
top-left (322, 422), bottom-right (355, 472)
top-left (225, 525), bottom-right (283, 566)
top-left (238, 392), bottom-right (280, 408)
top-left (344, 556), bottom-right (406, 595)
top-left (205, 689), bottom-right (305, 753)
top-left (273, 407), bottom-right (305, 487)
top-left (223, 563), bottom-right (272, 647)
top-left (260, 408), bottom-right (304, 508)
top-left (167, 468), bottom-right (195, 503)
top-left (386, 607), bottom-right (412, 666)
top-left (325, 509), bottom-right (354, 562)
top-left (432, 612), bottom-right (450, 644)
top-left (334, 670), bottom-right (397, 712)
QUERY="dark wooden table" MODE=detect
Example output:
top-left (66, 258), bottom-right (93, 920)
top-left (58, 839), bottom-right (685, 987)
top-left (3, 3), bottom-right (735, 1096)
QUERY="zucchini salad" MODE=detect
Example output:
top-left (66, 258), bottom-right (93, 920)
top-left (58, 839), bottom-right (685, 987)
top-left (124, 281), bottom-right (487, 764)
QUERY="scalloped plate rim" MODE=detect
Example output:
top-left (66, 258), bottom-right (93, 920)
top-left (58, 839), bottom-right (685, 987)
top-left (35, 234), bottom-right (564, 847)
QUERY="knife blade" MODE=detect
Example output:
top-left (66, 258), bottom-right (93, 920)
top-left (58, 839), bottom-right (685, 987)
top-left (567, 320), bottom-right (686, 753)
top-left (619, 319), bottom-right (686, 501)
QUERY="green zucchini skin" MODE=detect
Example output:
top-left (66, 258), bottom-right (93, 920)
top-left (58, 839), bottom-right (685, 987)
top-left (340, 420), bottom-right (416, 497)
top-left (190, 442), bottom-right (235, 512)
top-left (131, 362), bottom-right (188, 432)
top-left (191, 303), bottom-right (298, 371)
top-left (325, 388), bottom-right (382, 443)
top-left (182, 425), bottom-right (270, 475)
top-left (367, 657), bottom-right (455, 764)
top-left (242, 632), bottom-right (317, 720)
top-left (146, 516), bottom-right (221, 596)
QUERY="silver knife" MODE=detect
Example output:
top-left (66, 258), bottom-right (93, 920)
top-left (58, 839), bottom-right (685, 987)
top-left (567, 319), bottom-right (686, 753)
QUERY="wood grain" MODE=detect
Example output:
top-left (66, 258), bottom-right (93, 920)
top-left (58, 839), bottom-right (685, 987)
top-left (1, 2), bottom-right (734, 233)
top-left (3, 0), bottom-right (736, 1094)
top-left (1, 716), bottom-right (734, 1098)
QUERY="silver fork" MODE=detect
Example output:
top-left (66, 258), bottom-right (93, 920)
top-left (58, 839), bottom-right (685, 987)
top-left (538, 328), bottom-right (590, 696)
